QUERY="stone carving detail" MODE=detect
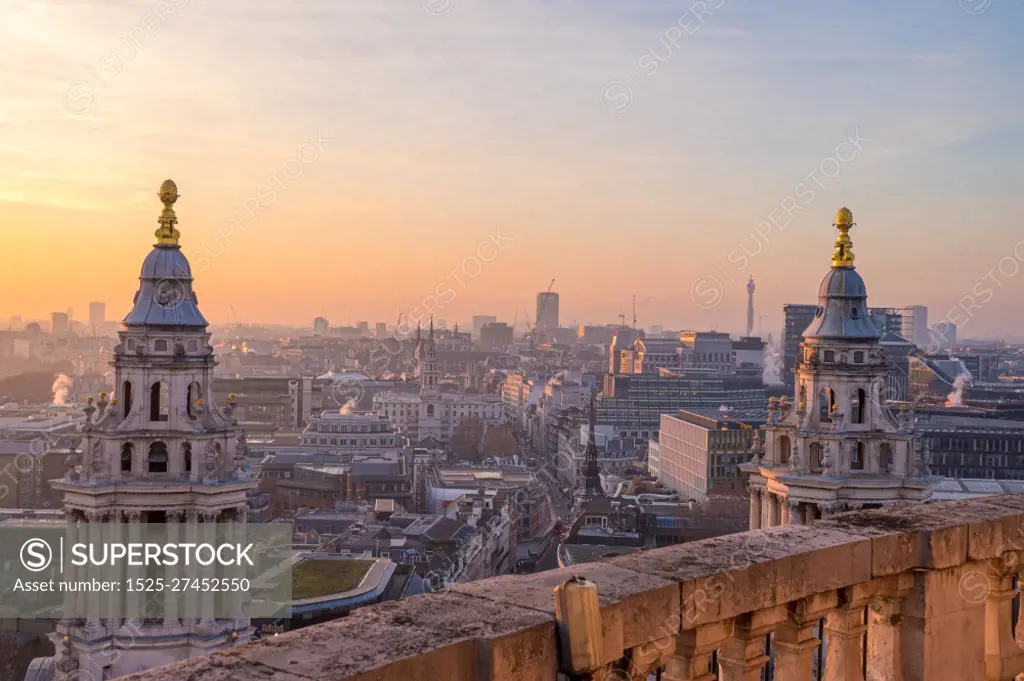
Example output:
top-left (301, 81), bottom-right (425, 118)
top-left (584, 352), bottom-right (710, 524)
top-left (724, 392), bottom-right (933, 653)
top-left (90, 442), bottom-right (104, 477)
top-left (205, 441), bottom-right (221, 476)
top-left (820, 442), bottom-right (834, 476)
top-left (790, 442), bottom-right (801, 470)
top-left (750, 428), bottom-right (764, 461)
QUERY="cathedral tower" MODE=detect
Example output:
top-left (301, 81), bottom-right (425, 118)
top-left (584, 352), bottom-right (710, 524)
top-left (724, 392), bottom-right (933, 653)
top-left (740, 208), bottom-right (936, 528)
top-left (46, 181), bottom-right (257, 680)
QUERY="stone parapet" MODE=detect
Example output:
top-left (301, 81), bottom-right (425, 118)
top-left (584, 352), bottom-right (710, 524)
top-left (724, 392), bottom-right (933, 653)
top-left (120, 495), bottom-right (1024, 681)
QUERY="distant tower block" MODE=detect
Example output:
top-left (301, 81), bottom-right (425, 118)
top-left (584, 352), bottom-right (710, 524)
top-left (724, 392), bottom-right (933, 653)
top-left (746, 276), bottom-right (756, 337)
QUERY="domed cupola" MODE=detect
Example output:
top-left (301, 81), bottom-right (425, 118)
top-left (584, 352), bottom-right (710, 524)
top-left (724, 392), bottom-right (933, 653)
top-left (122, 179), bottom-right (208, 328)
top-left (802, 207), bottom-right (879, 341)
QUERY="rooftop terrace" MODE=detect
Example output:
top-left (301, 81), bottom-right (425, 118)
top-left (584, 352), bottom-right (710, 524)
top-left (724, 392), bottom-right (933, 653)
top-left (126, 494), bottom-right (1024, 681)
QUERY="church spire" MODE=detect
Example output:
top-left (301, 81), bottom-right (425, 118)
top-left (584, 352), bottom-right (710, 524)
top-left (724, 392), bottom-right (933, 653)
top-left (832, 206), bottom-right (855, 268)
top-left (582, 392), bottom-right (603, 498)
top-left (429, 315), bottom-right (434, 339)
top-left (155, 179), bottom-right (181, 246)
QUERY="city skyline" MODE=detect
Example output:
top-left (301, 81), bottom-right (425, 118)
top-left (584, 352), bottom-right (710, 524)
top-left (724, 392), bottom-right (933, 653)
top-left (1, 1), bottom-right (1022, 336)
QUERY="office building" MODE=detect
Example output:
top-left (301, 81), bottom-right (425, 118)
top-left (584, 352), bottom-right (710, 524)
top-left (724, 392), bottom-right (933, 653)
top-left (479, 322), bottom-right (513, 351)
top-left (658, 408), bottom-right (767, 500)
top-left (313, 316), bottom-right (330, 336)
top-left (896, 305), bottom-right (928, 347)
top-left (471, 315), bottom-right (497, 338)
top-left (88, 301), bottom-right (106, 328)
top-left (50, 311), bottom-right (69, 335)
top-left (933, 321), bottom-right (957, 348)
top-left (536, 291), bottom-right (559, 333)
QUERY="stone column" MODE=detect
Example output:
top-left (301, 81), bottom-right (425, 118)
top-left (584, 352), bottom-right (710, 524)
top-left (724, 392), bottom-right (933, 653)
top-left (780, 499), bottom-right (791, 526)
top-left (85, 511), bottom-right (103, 631)
top-left (748, 488), bottom-right (761, 530)
top-left (823, 600), bottom-right (867, 681)
top-left (198, 511), bottom-right (219, 629)
top-left (163, 510), bottom-right (182, 629)
top-left (866, 600), bottom-right (901, 681)
top-left (123, 510), bottom-right (143, 628)
top-left (60, 510), bottom-right (79, 626)
top-left (985, 558), bottom-right (1024, 681)
top-left (769, 495), bottom-right (781, 527)
top-left (774, 593), bottom-right (836, 681)
top-left (718, 607), bottom-right (786, 681)
top-left (787, 500), bottom-right (803, 526)
top-left (665, 622), bottom-right (733, 681)
top-left (182, 510), bottom-right (200, 629)
top-left (899, 564), bottom-right (986, 681)
top-left (227, 504), bottom-right (248, 629)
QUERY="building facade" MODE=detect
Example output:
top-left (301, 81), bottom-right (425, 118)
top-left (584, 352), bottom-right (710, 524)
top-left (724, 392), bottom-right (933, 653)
top-left (37, 181), bottom-right (257, 681)
top-left (373, 324), bottom-right (502, 446)
top-left (742, 208), bottom-right (937, 528)
top-left (657, 408), bottom-right (766, 500)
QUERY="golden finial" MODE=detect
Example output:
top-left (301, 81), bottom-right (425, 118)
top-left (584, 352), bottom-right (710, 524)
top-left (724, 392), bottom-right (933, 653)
top-left (87, 396), bottom-right (94, 404)
top-left (155, 179), bottom-right (181, 246)
top-left (196, 398), bottom-right (205, 407)
top-left (110, 398), bottom-right (119, 405)
top-left (99, 392), bottom-right (107, 399)
top-left (832, 206), bottom-right (855, 268)
top-left (227, 393), bottom-right (237, 404)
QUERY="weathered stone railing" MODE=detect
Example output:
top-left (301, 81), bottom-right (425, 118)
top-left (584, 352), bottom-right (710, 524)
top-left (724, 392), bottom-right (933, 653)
top-left (126, 495), bottom-right (1024, 681)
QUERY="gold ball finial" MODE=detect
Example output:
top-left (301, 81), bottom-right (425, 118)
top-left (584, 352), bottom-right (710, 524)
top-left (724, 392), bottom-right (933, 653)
top-left (87, 396), bottom-right (94, 404)
top-left (227, 393), bottom-right (237, 404)
top-left (155, 179), bottom-right (181, 246)
top-left (159, 179), bottom-right (179, 206)
top-left (832, 206), bottom-right (856, 267)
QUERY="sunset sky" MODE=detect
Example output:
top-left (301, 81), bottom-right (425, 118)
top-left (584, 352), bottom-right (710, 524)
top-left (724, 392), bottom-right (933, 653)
top-left (1, 0), bottom-right (1022, 337)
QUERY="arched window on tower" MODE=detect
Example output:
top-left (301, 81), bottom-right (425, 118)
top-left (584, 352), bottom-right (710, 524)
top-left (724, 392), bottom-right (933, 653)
top-left (148, 442), bottom-right (168, 473)
top-left (880, 443), bottom-right (893, 473)
top-left (154, 339), bottom-right (168, 352)
top-left (150, 381), bottom-right (169, 422)
top-left (427, 404), bottom-right (434, 417)
top-left (853, 388), bottom-right (866, 424)
top-left (824, 350), bottom-right (835, 363)
top-left (819, 388), bottom-right (834, 422)
top-left (187, 382), bottom-right (202, 419)
top-left (778, 435), bottom-right (792, 465)
top-left (809, 442), bottom-right (822, 471)
top-left (121, 443), bottom-right (133, 473)
top-left (852, 441), bottom-right (865, 470)
top-left (122, 380), bottom-right (133, 418)
top-left (183, 442), bottom-right (192, 474)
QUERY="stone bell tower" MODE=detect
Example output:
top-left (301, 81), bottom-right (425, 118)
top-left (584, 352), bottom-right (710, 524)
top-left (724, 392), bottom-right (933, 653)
top-left (44, 180), bottom-right (257, 681)
top-left (740, 208), bottom-right (936, 529)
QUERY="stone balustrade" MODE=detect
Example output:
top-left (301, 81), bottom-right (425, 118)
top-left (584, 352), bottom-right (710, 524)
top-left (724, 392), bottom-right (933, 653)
top-left (123, 495), bottom-right (1024, 681)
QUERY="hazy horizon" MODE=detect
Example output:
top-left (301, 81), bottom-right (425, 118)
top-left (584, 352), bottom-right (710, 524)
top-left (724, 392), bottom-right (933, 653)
top-left (2, 0), bottom-right (1023, 338)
